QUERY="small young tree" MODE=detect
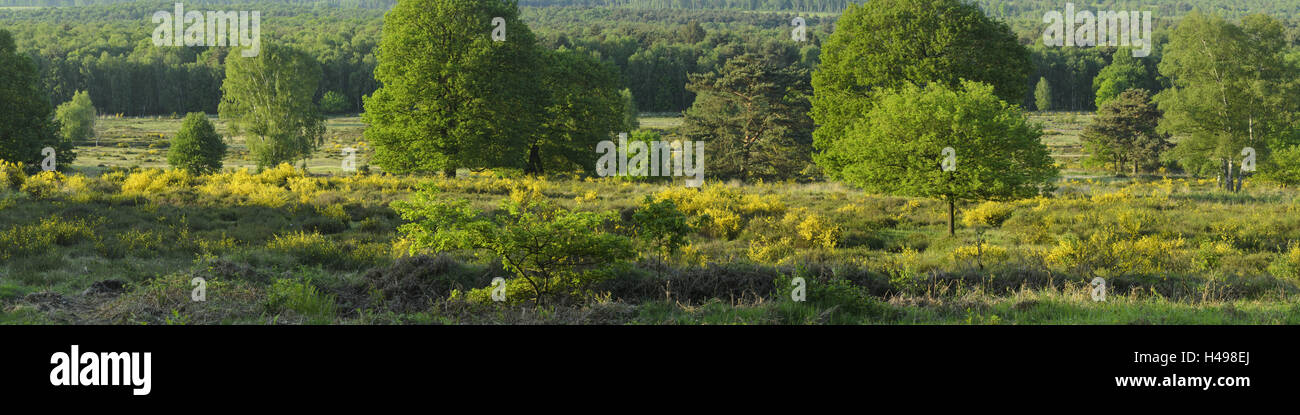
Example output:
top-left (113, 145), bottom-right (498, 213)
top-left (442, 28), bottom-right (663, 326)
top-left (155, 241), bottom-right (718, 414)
top-left (55, 90), bottom-right (96, 146)
top-left (1034, 77), bottom-right (1053, 111)
top-left (620, 88), bottom-right (639, 132)
top-left (394, 186), bottom-right (634, 307)
top-left (167, 113), bottom-right (227, 174)
top-left (827, 81), bottom-right (1058, 236)
top-left (631, 195), bottom-right (692, 269)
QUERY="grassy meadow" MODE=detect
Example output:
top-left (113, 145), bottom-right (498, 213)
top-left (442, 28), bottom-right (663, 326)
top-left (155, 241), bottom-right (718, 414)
top-left (1, 114), bottom-right (1299, 325)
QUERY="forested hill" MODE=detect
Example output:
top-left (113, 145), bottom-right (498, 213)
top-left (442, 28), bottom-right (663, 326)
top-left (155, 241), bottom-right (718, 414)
top-left (525, 0), bottom-right (1298, 19)
top-left (4, 0), bottom-right (1300, 19)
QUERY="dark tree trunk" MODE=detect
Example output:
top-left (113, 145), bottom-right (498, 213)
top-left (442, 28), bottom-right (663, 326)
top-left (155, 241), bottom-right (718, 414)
top-left (525, 144), bottom-right (543, 176)
top-left (947, 198), bottom-right (956, 236)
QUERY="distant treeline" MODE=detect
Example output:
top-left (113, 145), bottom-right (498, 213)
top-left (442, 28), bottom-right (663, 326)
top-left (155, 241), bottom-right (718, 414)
top-left (0, 0), bottom-right (396, 8)
top-left (3, 0), bottom-right (1299, 116)
top-left (1, 2), bottom-right (826, 115)
top-left (1, 2), bottom-right (383, 116)
top-left (10, 0), bottom-right (1300, 17)
top-left (521, 0), bottom-right (1300, 19)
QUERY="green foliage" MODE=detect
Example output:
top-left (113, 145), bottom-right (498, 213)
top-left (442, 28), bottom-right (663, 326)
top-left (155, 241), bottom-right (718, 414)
top-left (962, 201), bottom-right (1016, 228)
top-left (167, 112), bottom-right (227, 174)
top-left (620, 88), bottom-right (639, 132)
top-left (319, 90), bottom-right (349, 114)
top-left (0, 159), bottom-right (23, 190)
top-left (828, 81), bottom-right (1058, 235)
top-left (811, 0), bottom-right (1031, 178)
top-left (1093, 49), bottom-right (1157, 109)
top-left (1262, 145), bottom-right (1300, 186)
top-left (219, 44), bottom-right (326, 169)
top-left (683, 53), bottom-right (813, 180)
top-left (266, 231), bottom-right (345, 268)
top-left (265, 278), bottom-right (339, 323)
top-left (1156, 12), bottom-right (1299, 187)
top-left (54, 90), bottom-right (95, 144)
top-left (0, 28), bottom-right (66, 169)
top-left (1034, 77), bottom-right (1052, 111)
top-left (631, 195), bottom-right (692, 263)
top-left (0, 216), bottom-right (95, 260)
top-left (529, 47), bottom-right (625, 175)
top-left (395, 185), bottom-right (636, 306)
top-left (1081, 89), bottom-right (1171, 175)
top-left (364, 0), bottom-right (543, 175)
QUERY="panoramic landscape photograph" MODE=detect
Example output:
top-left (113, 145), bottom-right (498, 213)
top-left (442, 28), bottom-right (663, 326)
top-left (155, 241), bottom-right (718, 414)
top-left (2, 0), bottom-right (1300, 327)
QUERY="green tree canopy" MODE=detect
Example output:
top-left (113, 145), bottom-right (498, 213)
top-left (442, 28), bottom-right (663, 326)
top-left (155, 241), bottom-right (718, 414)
top-left (320, 91), bottom-right (349, 115)
top-left (811, 0), bottom-right (1031, 179)
top-left (829, 81), bottom-right (1057, 235)
top-left (1081, 89), bottom-right (1170, 175)
top-left (168, 112), bottom-right (227, 175)
top-left (1034, 77), bottom-right (1053, 111)
top-left (219, 44), bottom-right (326, 170)
top-left (364, 0), bottom-right (544, 176)
top-left (0, 29), bottom-right (67, 169)
top-left (682, 53), bottom-right (813, 180)
top-left (1155, 12), bottom-right (1300, 191)
top-left (1093, 49), bottom-right (1158, 109)
top-left (55, 90), bottom-right (96, 146)
top-left (620, 88), bottom-right (639, 132)
top-left (527, 47), bottom-right (626, 176)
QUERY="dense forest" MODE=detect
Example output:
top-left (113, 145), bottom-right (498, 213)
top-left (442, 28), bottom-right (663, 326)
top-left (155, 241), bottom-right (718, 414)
top-left (12, 0), bottom-right (1297, 15)
top-left (3, 0), bottom-right (1300, 116)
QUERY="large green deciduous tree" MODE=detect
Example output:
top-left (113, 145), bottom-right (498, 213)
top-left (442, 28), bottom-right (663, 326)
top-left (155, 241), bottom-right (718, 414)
top-left (1081, 89), bottom-right (1170, 175)
top-left (811, 0), bottom-right (1030, 179)
top-left (682, 53), bottom-right (813, 180)
top-left (830, 81), bottom-right (1058, 236)
top-left (527, 47), bottom-right (626, 176)
top-left (0, 29), bottom-right (69, 169)
top-left (364, 0), bottom-right (544, 177)
top-left (1155, 12), bottom-right (1300, 191)
top-left (219, 44), bottom-right (326, 170)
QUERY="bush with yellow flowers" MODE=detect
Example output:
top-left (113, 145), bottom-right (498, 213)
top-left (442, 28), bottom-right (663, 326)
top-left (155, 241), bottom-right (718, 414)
top-left (21, 171), bottom-right (64, 199)
top-left (0, 160), bottom-right (25, 190)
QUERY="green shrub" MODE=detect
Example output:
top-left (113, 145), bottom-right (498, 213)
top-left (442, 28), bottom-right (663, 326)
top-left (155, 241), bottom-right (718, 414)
top-left (631, 195), bottom-right (692, 263)
top-left (320, 90), bottom-right (349, 114)
top-left (266, 231), bottom-right (344, 268)
top-left (167, 113), bottom-right (227, 174)
top-left (395, 185), bottom-right (636, 306)
top-left (0, 160), bottom-right (24, 190)
top-left (264, 278), bottom-right (338, 323)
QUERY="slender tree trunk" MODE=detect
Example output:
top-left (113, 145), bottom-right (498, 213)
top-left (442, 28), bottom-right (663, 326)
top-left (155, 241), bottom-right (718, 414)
top-left (1227, 159), bottom-right (1235, 193)
top-left (947, 198), bottom-right (956, 236)
top-left (1220, 159), bottom-right (1228, 190)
